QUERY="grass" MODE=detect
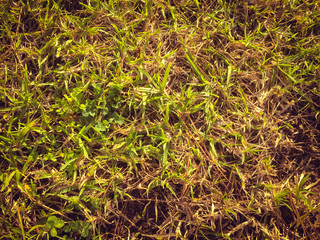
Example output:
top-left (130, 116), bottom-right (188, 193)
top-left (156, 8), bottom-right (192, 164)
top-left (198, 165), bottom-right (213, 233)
top-left (0, 0), bottom-right (320, 239)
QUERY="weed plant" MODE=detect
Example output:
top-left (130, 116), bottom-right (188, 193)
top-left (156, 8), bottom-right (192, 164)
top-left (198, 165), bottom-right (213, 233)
top-left (1, 0), bottom-right (320, 239)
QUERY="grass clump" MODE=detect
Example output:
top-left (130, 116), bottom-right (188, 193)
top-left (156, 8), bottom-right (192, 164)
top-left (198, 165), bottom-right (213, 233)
top-left (1, 0), bottom-right (320, 239)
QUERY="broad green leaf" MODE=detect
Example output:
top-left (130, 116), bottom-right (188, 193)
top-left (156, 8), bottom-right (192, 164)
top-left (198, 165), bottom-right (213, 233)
top-left (50, 227), bottom-right (57, 237)
top-left (95, 121), bottom-right (107, 132)
top-left (47, 216), bottom-right (65, 229)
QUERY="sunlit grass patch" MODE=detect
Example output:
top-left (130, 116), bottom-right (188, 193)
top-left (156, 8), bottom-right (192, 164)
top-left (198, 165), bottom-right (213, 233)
top-left (1, 0), bottom-right (320, 239)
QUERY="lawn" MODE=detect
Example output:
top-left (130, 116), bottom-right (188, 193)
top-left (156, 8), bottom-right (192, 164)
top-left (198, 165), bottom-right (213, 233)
top-left (1, 0), bottom-right (320, 239)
